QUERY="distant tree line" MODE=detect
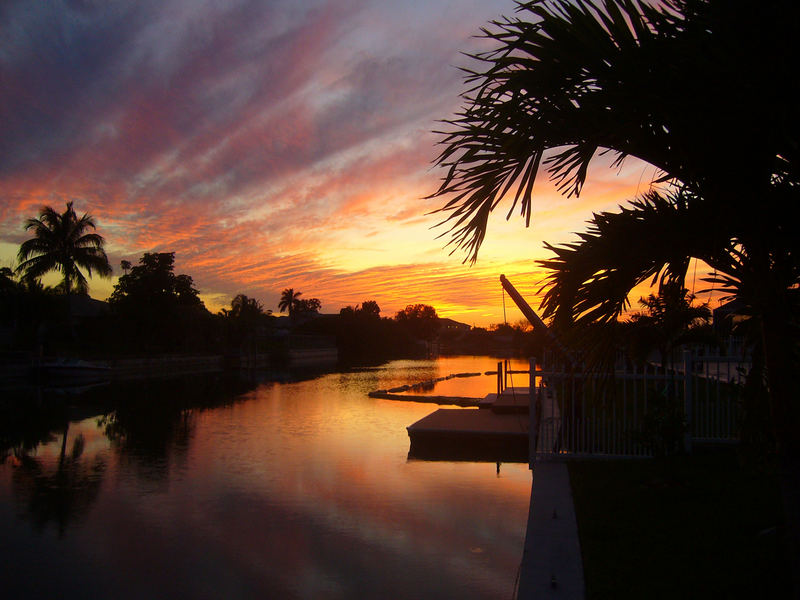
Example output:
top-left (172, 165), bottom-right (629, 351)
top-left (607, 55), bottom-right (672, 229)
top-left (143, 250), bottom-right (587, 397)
top-left (1, 203), bottom-right (479, 361)
top-left (2, 202), bottom-right (716, 366)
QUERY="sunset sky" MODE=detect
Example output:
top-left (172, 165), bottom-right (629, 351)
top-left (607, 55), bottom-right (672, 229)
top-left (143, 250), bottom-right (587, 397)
top-left (0, 0), bottom-right (691, 326)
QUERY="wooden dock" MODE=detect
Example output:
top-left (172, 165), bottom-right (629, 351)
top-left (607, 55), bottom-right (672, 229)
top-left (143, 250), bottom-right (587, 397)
top-left (479, 386), bottom-right (531, 413)
top-left (407, 387), bottom-right (532, 462)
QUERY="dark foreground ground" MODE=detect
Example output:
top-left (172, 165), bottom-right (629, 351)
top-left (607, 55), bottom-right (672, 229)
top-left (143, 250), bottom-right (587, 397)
top-left (569, 450), bottom-right (789, 599)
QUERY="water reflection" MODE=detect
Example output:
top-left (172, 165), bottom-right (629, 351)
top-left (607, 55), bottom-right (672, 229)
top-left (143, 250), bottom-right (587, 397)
top-left (0, 357), bottom-right (531, 600)
top-left (11, 426), bottom-right (106, 538)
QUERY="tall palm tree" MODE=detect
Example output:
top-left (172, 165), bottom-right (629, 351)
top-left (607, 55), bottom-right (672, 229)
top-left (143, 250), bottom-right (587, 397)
top-left (430, 0), bottom-right (799, 580)
top-left (16, 201), bottom-right (112, 295)
top-left (278, 288), bottom-right (301, 317)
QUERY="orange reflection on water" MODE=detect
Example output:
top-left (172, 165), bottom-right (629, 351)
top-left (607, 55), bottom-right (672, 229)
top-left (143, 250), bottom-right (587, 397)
top-left (1, 357), bottom-right (533, 599)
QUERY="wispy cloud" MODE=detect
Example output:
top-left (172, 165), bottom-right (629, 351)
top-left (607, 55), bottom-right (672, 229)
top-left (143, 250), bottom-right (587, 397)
top-left (0, 0), bottom-right (660, 324)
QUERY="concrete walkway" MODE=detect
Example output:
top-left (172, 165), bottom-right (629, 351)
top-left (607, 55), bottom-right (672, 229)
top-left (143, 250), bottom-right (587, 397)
top-left (516, 383), bottom-right (585, 599)
top-left (516, 460), bottom-right (585, 599)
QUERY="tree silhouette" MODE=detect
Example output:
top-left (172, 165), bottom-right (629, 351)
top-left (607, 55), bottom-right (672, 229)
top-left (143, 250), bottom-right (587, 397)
top-left (12, 428), bottom-right (106, 538)
top-left (294, 297), bottom-right (321, 315)
top-left (395, 304), bottom-right (439, 341)
top-left (109, 253), bottom-right (203, 310)
top-left (428, 0), bottom-right (799, 423)
top-left (16, 201), bottom-right (112, 295)
top-left (626, 281), bottom-right (712, 369)
top-left (430, 0), bottom-right (799, 582)
top-left (108, 252), bottom-right (206, 350)
top-left (220, 294), bottom-right (270, 352)
top-left (430, 1), bottom-right (797, 262)
top-left (0, 266), bottom-right (15, 290)
top-left (228, 294), bottom-right (266, 320)
top-left (359, 300), bottom-right (380, 318)
top-left (278, 288), bottom-right (302, 317)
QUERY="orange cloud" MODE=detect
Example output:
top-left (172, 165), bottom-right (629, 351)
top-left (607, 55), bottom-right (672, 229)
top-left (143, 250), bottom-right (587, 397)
top-left (2, 0), bottom-right (681, 327)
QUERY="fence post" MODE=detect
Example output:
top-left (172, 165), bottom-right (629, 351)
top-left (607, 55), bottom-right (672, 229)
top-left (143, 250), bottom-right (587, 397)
top-left (529, 357), bottom-right (537, 469)
top-left (683, 349), bottom-right (693, 454)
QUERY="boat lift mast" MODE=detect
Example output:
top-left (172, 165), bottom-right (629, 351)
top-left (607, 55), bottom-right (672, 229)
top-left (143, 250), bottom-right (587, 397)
top-left (500, 274), bottom-right (574, 367)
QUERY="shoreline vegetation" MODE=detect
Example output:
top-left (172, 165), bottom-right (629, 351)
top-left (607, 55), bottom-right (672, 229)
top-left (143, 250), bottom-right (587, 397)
top-left (1, 253), bottom-right (544, 375)
top-left (3, 0), bottom-right (797, 595)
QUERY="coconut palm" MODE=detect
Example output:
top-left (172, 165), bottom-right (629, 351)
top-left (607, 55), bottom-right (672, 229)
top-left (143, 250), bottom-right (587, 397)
top-left (230, 294), bottom-right (265, 320)
top-left (12, 429), bottom-right (105, 538)
top-left (626, 282), bottom-right (712, 368)
top-left (16, 202), bottom-right (112, 295)
top-left (278, 288), bottom-right (302, 317)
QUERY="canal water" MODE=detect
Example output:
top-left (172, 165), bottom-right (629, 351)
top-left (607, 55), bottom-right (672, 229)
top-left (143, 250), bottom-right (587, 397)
top-left (0, 356), bottom-right (532, 599)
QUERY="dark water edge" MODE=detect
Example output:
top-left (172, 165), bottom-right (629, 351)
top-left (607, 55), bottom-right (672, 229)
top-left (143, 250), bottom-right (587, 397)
top-left (0, 360), bottom-right (354, 456)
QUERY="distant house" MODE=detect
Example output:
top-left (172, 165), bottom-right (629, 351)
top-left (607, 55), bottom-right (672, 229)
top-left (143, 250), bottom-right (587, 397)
top-left (439, 318), bottom-right (471, 334)
top-left (68, 294), bottom-right (110, 318)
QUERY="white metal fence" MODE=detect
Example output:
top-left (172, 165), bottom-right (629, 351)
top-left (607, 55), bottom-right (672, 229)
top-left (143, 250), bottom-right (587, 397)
top-left (529, 351), bottom-right (750, 458)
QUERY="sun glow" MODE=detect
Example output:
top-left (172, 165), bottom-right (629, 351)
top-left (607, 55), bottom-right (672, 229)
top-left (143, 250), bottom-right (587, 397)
top-left (0, 0), bottom-right (687, 328)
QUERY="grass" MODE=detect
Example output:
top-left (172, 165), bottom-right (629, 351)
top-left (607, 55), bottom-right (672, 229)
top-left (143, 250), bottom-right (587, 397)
top-left (568, 450), bottom-right (789, 599)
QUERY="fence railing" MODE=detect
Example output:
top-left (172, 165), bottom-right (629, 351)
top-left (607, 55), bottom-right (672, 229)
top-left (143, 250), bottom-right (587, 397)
top-left (529, 351), bottom-right (750, 459)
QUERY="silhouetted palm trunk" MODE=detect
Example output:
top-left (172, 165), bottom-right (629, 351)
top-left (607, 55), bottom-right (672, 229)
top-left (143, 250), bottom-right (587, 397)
top-left (64, 293), bottom-right (77, 343)
top-left (59, 421), bottom-right (69, 468)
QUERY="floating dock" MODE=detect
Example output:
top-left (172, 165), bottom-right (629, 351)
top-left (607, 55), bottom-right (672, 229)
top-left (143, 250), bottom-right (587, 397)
top-left (479, 386), bottom-right (531, 413)
top-left (407, 387), bottom-right (532, 462)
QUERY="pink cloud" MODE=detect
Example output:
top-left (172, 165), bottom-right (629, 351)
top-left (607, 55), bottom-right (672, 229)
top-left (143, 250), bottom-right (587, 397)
top-left (2, 0), bottom-right (668, 326)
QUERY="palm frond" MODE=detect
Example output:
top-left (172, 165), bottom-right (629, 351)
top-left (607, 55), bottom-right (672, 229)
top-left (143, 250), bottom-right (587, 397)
top-left (429, 0), bottom-right (693, 261)
top-left (429, 0), bottom-right (799, 262)
top-left (536, 189), bottom-right (729, 327)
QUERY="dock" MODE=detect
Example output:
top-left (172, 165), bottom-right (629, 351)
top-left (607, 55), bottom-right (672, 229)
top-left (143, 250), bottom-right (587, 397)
top-left (405, 383), bottom-right (585, 599)
top-left (479, 386), bottom-right (531, 413)
top-left (406, 386), bottom-right (532, 462)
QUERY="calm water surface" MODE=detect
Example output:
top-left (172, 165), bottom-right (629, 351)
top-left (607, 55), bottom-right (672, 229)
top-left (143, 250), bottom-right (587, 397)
top-left (1, 356), bottom-right (532, 599)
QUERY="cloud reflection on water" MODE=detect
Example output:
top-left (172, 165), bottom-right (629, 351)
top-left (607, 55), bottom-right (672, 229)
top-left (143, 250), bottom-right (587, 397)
top-left (1, 357), bottom-right (531, 599)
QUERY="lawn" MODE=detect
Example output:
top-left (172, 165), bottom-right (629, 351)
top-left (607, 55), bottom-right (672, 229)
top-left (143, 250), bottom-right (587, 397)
top-left (568, 450), bottom-right (789, 599)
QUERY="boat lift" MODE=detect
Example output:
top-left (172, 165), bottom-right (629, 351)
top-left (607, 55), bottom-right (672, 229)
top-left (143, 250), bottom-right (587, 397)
top-left (499, 274), bottom-right (574, 368)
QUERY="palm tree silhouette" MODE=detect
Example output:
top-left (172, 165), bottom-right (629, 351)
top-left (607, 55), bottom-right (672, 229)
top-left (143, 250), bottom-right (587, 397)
top-left (278, 288), bottom-right (301, 317)
top-left (430, 1), bottom-right (799, 434)
top-left (430, 1), bottom-right (796, 263)
top-left (626, 281), bottom-right (712, 370)
top-left (16, 201), bottom-right (112, 295)
top-left (430, 1), bottom-right (800, 579)
top-left (230, 294), bottom-right (265, 320)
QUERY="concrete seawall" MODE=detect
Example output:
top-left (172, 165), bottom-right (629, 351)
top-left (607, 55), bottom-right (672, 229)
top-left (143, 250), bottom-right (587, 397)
top-left (2, 346), bottom-right (340, 383)
top-left (288, 347), bottom-right (338, 367)
top-left (109, 355), bottom-right (225, 380)
top-left (112, 347), bottom-right (338, 379)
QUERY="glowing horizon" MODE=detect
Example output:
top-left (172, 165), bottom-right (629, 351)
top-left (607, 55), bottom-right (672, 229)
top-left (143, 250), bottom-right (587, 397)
top-left (0, 0), bottom-right (725, 327)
